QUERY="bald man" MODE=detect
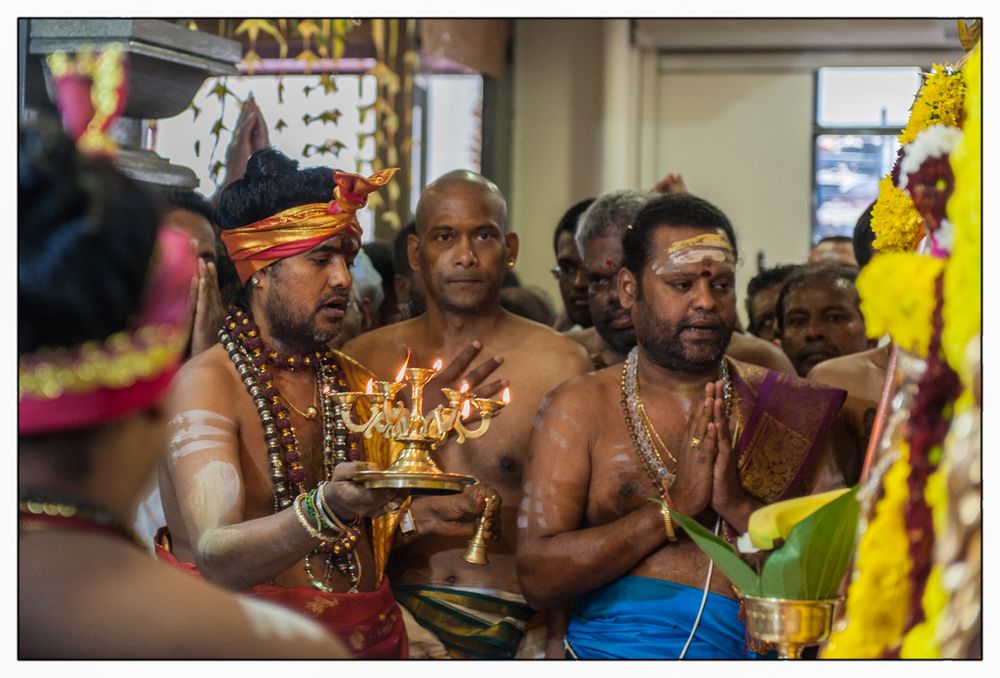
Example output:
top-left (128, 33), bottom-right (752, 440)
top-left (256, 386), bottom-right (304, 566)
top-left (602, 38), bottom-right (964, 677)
top-left (344, 170), bottom-right (591, 658)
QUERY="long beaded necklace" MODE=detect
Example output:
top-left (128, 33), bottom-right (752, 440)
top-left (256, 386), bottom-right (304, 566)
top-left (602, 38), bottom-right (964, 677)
top-left (220, 306), bottom-right (362, 591)
top-left (19, 495), bottom-right (144, 549)
top-left (620, 347), bottom-right (736, 498)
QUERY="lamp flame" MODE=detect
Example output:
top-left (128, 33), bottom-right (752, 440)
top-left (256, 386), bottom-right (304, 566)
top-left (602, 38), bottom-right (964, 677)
top-left (365, 378), bottom-right (374, 394)
top-left (432, 358), bottom-right (443, 371)
top-left (395, 350), bottom-right (411, 382)
top-left (460, 381), bottom-right (470, 394)
top-left (501, 387), bottom-right (511, 404)
top-left (461, 399), bottom-right (471, 419)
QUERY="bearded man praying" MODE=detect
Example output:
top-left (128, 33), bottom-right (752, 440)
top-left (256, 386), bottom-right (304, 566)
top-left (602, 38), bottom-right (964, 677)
top-left (516, 193), bottom-right (847, 659)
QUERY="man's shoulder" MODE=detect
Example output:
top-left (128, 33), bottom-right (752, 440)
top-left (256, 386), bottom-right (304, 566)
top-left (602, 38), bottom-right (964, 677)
top-left (727, 332), bottom-right (795, 374)
top-left (542, 361), bottom-right (618, 408)
top-left (805, 353), bottom-right (860, 391)
top-left (341, 320), bottom-right (416, 370)
top-left (175, 343), bottom-right (236, 386)
top-left (168, 343), bottom-right (240, 407)
top-left (730, 357), bottom-right (847, 407)
top-left (502, 314), bottom-right (591, 361)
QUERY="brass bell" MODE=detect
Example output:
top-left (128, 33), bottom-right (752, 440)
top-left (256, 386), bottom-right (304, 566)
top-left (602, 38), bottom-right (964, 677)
top-left (462, 495), bottom-right (495, 566)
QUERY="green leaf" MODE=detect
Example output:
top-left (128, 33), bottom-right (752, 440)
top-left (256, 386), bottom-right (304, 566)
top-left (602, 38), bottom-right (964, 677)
top-left (666, 502), bottom-right (760, 596)
top-left (320, 73), bottom-right (338, 95)
top-left (209, 82), bottom-right (232, 102)
top-left (275, 119), bottom-right (288, 133)
top-left (760, 486), bottom-right (860, 599)
top-left (193, 140), bottom-right (200, 157)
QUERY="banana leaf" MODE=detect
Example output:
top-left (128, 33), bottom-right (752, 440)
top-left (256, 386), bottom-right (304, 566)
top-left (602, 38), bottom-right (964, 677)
top-left (660, 500), bottom-right (760, 596)
top-left (759, 486), bottom-right (860, 599)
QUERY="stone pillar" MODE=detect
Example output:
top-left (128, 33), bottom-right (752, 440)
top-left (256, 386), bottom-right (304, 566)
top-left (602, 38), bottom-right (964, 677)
top-left (24, 18), bottom-right (241, 191)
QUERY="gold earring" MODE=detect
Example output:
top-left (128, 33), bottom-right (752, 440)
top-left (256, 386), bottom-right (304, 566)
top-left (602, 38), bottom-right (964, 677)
top-left (506, 261), bottom-right (515, 269)
top-left (251, 276), bottom-right (260, 286)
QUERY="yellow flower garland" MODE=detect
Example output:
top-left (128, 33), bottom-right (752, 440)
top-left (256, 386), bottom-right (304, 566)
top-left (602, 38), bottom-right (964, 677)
top-left (903, 42), bottom-right (982, 661)
top-left (823, 445), bottom-right (913, 658)
top-left (943, 45), bottom-right (981, 384)
top-left (870, 177), bottom-right (925, 253)
top-left (857, 253), bottom-right (944, 356)
top-left (898, 65), bottom-right (966, 146)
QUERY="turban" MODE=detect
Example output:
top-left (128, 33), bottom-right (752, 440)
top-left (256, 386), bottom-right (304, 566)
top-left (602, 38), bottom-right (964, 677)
top-left (221, 168), bottom-right (399, 284)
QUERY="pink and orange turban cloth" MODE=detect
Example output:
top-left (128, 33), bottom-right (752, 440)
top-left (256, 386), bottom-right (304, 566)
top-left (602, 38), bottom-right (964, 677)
top-left (220, 168), bottom-right (399, 284)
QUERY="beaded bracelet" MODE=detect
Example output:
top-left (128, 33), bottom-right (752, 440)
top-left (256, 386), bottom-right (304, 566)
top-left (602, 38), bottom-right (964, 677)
top-left (293, 493), bottom-right (336, 543)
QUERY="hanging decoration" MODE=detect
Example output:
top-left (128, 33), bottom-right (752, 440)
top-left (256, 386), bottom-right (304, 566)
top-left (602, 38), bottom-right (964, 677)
top-left (822, 29), bottom-right (980, 659)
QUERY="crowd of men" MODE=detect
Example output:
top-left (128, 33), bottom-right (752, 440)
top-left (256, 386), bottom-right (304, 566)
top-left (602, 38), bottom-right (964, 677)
top-left (19, 96), bottom-right (885, 659)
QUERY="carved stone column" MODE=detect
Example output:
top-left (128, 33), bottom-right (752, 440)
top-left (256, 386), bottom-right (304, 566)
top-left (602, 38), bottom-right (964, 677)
top-left (24, 18), bottom-right (241, 190)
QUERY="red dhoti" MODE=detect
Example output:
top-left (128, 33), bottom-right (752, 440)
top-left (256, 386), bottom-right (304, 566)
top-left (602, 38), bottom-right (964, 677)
top-left (155, 533), bottom-right (407, 659)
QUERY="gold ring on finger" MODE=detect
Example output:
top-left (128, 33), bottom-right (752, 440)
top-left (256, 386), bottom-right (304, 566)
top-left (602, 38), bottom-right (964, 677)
top-left (690, 436), bottom-right (703, 448)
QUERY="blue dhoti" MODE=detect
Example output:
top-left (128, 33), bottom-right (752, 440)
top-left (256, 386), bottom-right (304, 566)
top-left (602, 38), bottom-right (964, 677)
top-left (565, 576), bottom-right (758, 659)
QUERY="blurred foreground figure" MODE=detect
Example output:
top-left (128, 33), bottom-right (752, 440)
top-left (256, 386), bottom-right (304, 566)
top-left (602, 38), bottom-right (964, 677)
top-left (18, 116), bottom-right (347, 659)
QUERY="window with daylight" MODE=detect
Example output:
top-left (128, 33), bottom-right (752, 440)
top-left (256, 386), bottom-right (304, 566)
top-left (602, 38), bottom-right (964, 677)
top-left (812, 67), bottom-right (923, 243)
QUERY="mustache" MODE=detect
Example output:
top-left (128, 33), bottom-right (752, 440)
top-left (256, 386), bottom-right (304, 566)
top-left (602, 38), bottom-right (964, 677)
top-left (679, 314), bottom-right (723, 331)
top-left (316, 291), bottom-right (349, 311)
top-left (795, 341), bottom-right (839, 361)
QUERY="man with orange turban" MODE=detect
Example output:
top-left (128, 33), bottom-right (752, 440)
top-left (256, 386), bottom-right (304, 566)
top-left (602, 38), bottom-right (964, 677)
top-left (156, 148), bottom-right (412, 657)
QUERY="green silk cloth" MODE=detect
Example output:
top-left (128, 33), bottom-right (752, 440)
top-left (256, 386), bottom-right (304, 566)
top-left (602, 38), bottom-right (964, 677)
top-left (393, 584), bottom-right (535, 659)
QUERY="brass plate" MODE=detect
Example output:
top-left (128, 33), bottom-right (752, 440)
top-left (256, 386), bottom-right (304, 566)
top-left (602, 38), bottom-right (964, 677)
top-left (350, 469), bottom-right (477, 495)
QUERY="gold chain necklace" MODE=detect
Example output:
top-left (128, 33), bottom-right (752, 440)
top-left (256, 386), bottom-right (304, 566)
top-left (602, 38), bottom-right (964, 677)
top-left (284, 375), bottom-right (319, 421)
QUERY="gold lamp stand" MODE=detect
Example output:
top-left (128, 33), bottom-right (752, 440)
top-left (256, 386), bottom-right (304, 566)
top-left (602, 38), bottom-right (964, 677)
top-left (332, 365), bottom-right (508, 495)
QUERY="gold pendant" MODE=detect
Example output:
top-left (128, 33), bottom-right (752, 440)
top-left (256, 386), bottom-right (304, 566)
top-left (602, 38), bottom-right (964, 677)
top-left (304, 406), bottom-right (319, 420)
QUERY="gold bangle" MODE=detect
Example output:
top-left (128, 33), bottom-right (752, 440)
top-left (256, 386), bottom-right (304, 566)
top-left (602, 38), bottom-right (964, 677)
top-left (660, 503), bottom-right (678, 542)
top-left (315, 481), bottom-right (358, 532)
top-left (293, 493), bottom-right (334, 543)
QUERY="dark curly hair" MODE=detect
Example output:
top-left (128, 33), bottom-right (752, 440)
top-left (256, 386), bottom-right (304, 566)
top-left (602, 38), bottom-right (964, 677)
top-left (215, 147), bottom-right (337, 306)
top-left (622, 193), bottom-right (738, 291)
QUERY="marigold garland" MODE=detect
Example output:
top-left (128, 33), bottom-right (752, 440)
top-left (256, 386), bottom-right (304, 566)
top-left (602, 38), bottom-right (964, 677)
top-left (871, 176), bottom-right (925, 253)
top-left (901, 565), bottom-right (947, 658)
top-left (943, 44), bottom-right (981, 383)
top-left (857, 253), bottom-right (943, 356)
top-left (823, 445), bottom-right (912, 658)
top-left (898, 65), bottom-right (966, 146)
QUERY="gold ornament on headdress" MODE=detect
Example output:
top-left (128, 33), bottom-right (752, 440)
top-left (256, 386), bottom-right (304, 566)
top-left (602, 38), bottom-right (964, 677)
top-left (45, 43), bottom-right (127, 157)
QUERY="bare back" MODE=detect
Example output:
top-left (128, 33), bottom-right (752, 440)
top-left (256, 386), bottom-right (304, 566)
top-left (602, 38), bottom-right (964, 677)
top-left (344, 310), bottom-right (591, 592)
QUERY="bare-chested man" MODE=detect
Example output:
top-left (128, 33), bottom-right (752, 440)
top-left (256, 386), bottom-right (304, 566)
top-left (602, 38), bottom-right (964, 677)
top-left (517, 193), bottom-right (846, 659)
top-left (805, 215), bottom-right (887, 484)
top-left (158, 148), bottom-right (410, 658)
top-left (343, 170), bottom-right (592, 658)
